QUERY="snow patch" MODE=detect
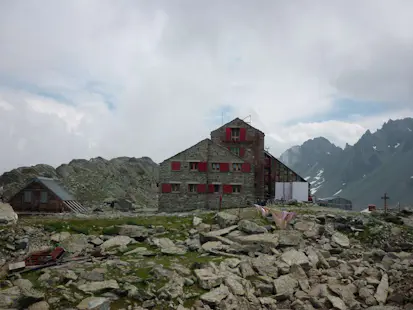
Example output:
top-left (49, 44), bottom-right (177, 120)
top-left (363, 174), bottom-right (366, 178)
top-left (372, 145), bottom-right (377, 150)
top-left (408, 128), bottom-right (412, 132)
top-left (395, 142), bottom-right (400, 148)
top-left (326, 152), bottom-right (331, 155)
top-left (342, 183), bottom-right (346, 186)
top-left (333, 189), bottom-right (342, 196)
top-left (304, 176), bottom-right (311, 181)
top-left (411, 176), bottom-right (413, 179)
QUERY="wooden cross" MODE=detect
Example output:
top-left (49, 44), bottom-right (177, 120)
top-left (381, 193), bottom-right (390, 213)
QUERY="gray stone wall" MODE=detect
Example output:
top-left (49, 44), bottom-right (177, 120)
top-left (158, 139), bottom-right (254, 212)
top-left (210, 118), bottom-right (265, 200)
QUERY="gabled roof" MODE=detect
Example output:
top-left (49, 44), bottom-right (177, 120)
top-left (33, 177), bottom-right (75, 201)
top-left (161, 138), bottom-right (246, 164)
top-left (264, 150), bottom-right (307, 182)
top-left (211, 117), bottom-right (265, 135)
top-left (9, 176), bottom-right (88, 213)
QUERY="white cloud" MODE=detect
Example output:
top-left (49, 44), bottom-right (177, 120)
top-left (1, 0), bottom-right (413, 172)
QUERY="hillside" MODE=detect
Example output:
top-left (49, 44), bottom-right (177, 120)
top-left (280, 118), bottom-right (413, 210)
top-left (0, 156), bottom-right (159, 209)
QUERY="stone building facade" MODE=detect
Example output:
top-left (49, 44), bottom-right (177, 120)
top-left (211, 118), bottom-right (265, 199)
top-left (158, 139), bottom-right (254, 212)
top-left (159, 117), bottom-right (309, 212)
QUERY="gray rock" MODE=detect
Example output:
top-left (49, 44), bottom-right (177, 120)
top-left (238, 220), bottom-right (267, 234)
top-left (281, 249), bottom-right (309, 267)
top-left (216, 212), bottom-right (238, 228)
top-left (331, 232), bottom-right (350, 248)
top-left (77, 280), bottom-right (119, 293)
top-left (374, 273), bottom-right (389, 304)
top-left (0, 202), bottom-right (18, 226)
top-left (200, 284), bottom-right (230, 305)
top-left (151, 237), bottom-right (187, 255)
top-left (100, 235), bottom-right (134, 250)
top-left (273, 274), bottom-right (298, 296)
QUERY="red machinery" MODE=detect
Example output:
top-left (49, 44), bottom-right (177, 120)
top-left (24, 246), bottom-right (65, 266)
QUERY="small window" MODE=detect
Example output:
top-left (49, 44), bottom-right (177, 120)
top-left (232, 163), bottom-right (242, 171)
top-left (188, 184), bottom-right (197, 193)
top-left (214, 184), bottom-right (220, 193)
top-left (231, 128), bottom-right (240, 140)
top-left (211, 163), bottom-right (220, 171)
top-left (40, 191), bottom-right (48, 203)
top-left (24, 191), bottom-right (32, 203)
top-left (230, 147), bottom-right (240, 156)
top-left (232, 185), bottom-right (241, 193)
top-left (189, 162), bottom-right (199, 170)
top-left (171, 184), bottom-right (180, 192)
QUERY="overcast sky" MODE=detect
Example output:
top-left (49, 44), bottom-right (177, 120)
top-left (1, 0), bottom-right (413, 173)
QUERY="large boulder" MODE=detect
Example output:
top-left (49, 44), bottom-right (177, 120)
top-left (0, 202), bottom-right (18, 225)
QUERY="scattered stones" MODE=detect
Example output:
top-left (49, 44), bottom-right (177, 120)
top-left (0, 208), bottom-right (412, 310)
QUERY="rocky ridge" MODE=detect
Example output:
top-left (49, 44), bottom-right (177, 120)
top-left (0, 207), bottom-right (412, 309)
top-left (0, 156), bottom-right (159, 209)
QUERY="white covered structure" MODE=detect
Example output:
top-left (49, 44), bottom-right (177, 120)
top-left (275, 182), bottom-right (309, 202)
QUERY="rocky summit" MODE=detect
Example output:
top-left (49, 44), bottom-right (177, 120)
top-left (0, 206), bottom-right (413, 309)
top-left (0, 156), bottom-right (159, 209)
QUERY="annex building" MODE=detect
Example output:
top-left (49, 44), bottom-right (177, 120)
top-left (158, 118), bottom-right (309, 212)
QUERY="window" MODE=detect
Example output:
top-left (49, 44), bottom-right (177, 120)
top-left (232, 185), bottom-right (241, 193)
top-left (189, 162), bottom-right (199, 170)
top-left (232, 163), bottom-right (242, 171)
top-left (188, 184), bottom-right (197, 193)
top-left (211, 163), bottom-right (220, 171)
top-left (171, 184), bottom-right (180, 192)
top-left (231, 128), bottom-right (240, 140)
top-left (40, 191), bottom-right (48, 203)
top-left (214, 184), bottom-right (220, 193)
top-left (24, 191), bottom-right (32, 203)
top-left (230, 147), bottom-right (240, 156)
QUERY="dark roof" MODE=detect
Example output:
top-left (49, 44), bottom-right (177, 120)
top-left (264, 150), bottom-right (307, 182)
top-left (161, 138), bottom-right (246, 164)
top-left (318, 196), bottom-right (352, 202)
top-left (31, 177), bottom-right (75, 201)
top-left (211, 117), bottom-right (265, 135)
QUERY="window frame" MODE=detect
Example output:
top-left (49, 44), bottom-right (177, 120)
top-left (23, 191), bottom-right (32, 203)
top-left (232, 185), bottom-right (241, 193)
top-left (188, 184), bottom-right (197, 193)
top-left (213, 184), bottom-right (220, 193)
top-left (211, 163), bottom-right (220, 171)
top-left (232, 163), bottom-right (242, 171)
top-left (40, 191), bottom-right (48, 203)
top-left (189, 162), bottom-right (199, 171)
top-left (171, 183), bottom-right (180, 193)
top-left (231, 128), bottom-right (240, 140)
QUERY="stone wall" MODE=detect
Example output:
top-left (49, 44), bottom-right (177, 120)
top-left (158, 139), bottom-right (254, 212)
top-left (210, 118), bottom-right (265, 200)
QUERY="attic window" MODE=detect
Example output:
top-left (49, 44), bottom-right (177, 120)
top-left (230, 147), bottom-right (240, 156)
top-left (231, 128), bottom-right (240, 140)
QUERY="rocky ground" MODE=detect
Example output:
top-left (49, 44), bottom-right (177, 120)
top-left (1, 206), bottom-right (413, 310)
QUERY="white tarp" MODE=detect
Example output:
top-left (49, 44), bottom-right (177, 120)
top-left (275, 182), bottom-right (308, 202)
top-left (292, 182), bottom-right (309, 202)
top-left (275, 182), bottom-right (292, 200)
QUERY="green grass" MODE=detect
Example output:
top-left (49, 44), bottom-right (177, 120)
top-left (22, 213), bottom-right (215, 236)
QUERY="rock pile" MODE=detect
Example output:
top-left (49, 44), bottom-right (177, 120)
top-left (0, 209), bottom-right (412, 309)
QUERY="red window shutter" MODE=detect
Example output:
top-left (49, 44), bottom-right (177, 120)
top-left (198, 162), bottom-right (207, 172)
top-left (239, 148), bottom-right (245, 157)
top-left (171, 161), bottom-right (181, 171)
top-left (208, 184), bottom-right (214, 193)
top-left (161, 184), bottom-right (171, 193)
top-left (220, 163), bottom-right (229, 172)
top-left (223, 184), bottom-right (232, 194)
top-left (241, 163), bottom-right (251, 172)
top-left (225, 128), bottom-right (231, 141)
top-left (240, 128), bottom-right (246, 141)
top-left (197, 184), bottom-right (206, 193)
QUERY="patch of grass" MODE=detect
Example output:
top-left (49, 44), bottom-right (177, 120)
top-left (24, 214), bottom-right (213, 235)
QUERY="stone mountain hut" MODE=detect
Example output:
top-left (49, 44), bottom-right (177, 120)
top-left (8, 177), bottom-right (88, 214)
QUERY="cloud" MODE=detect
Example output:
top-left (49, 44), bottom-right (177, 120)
top-left (1, 0), bottom-right (413, 172)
